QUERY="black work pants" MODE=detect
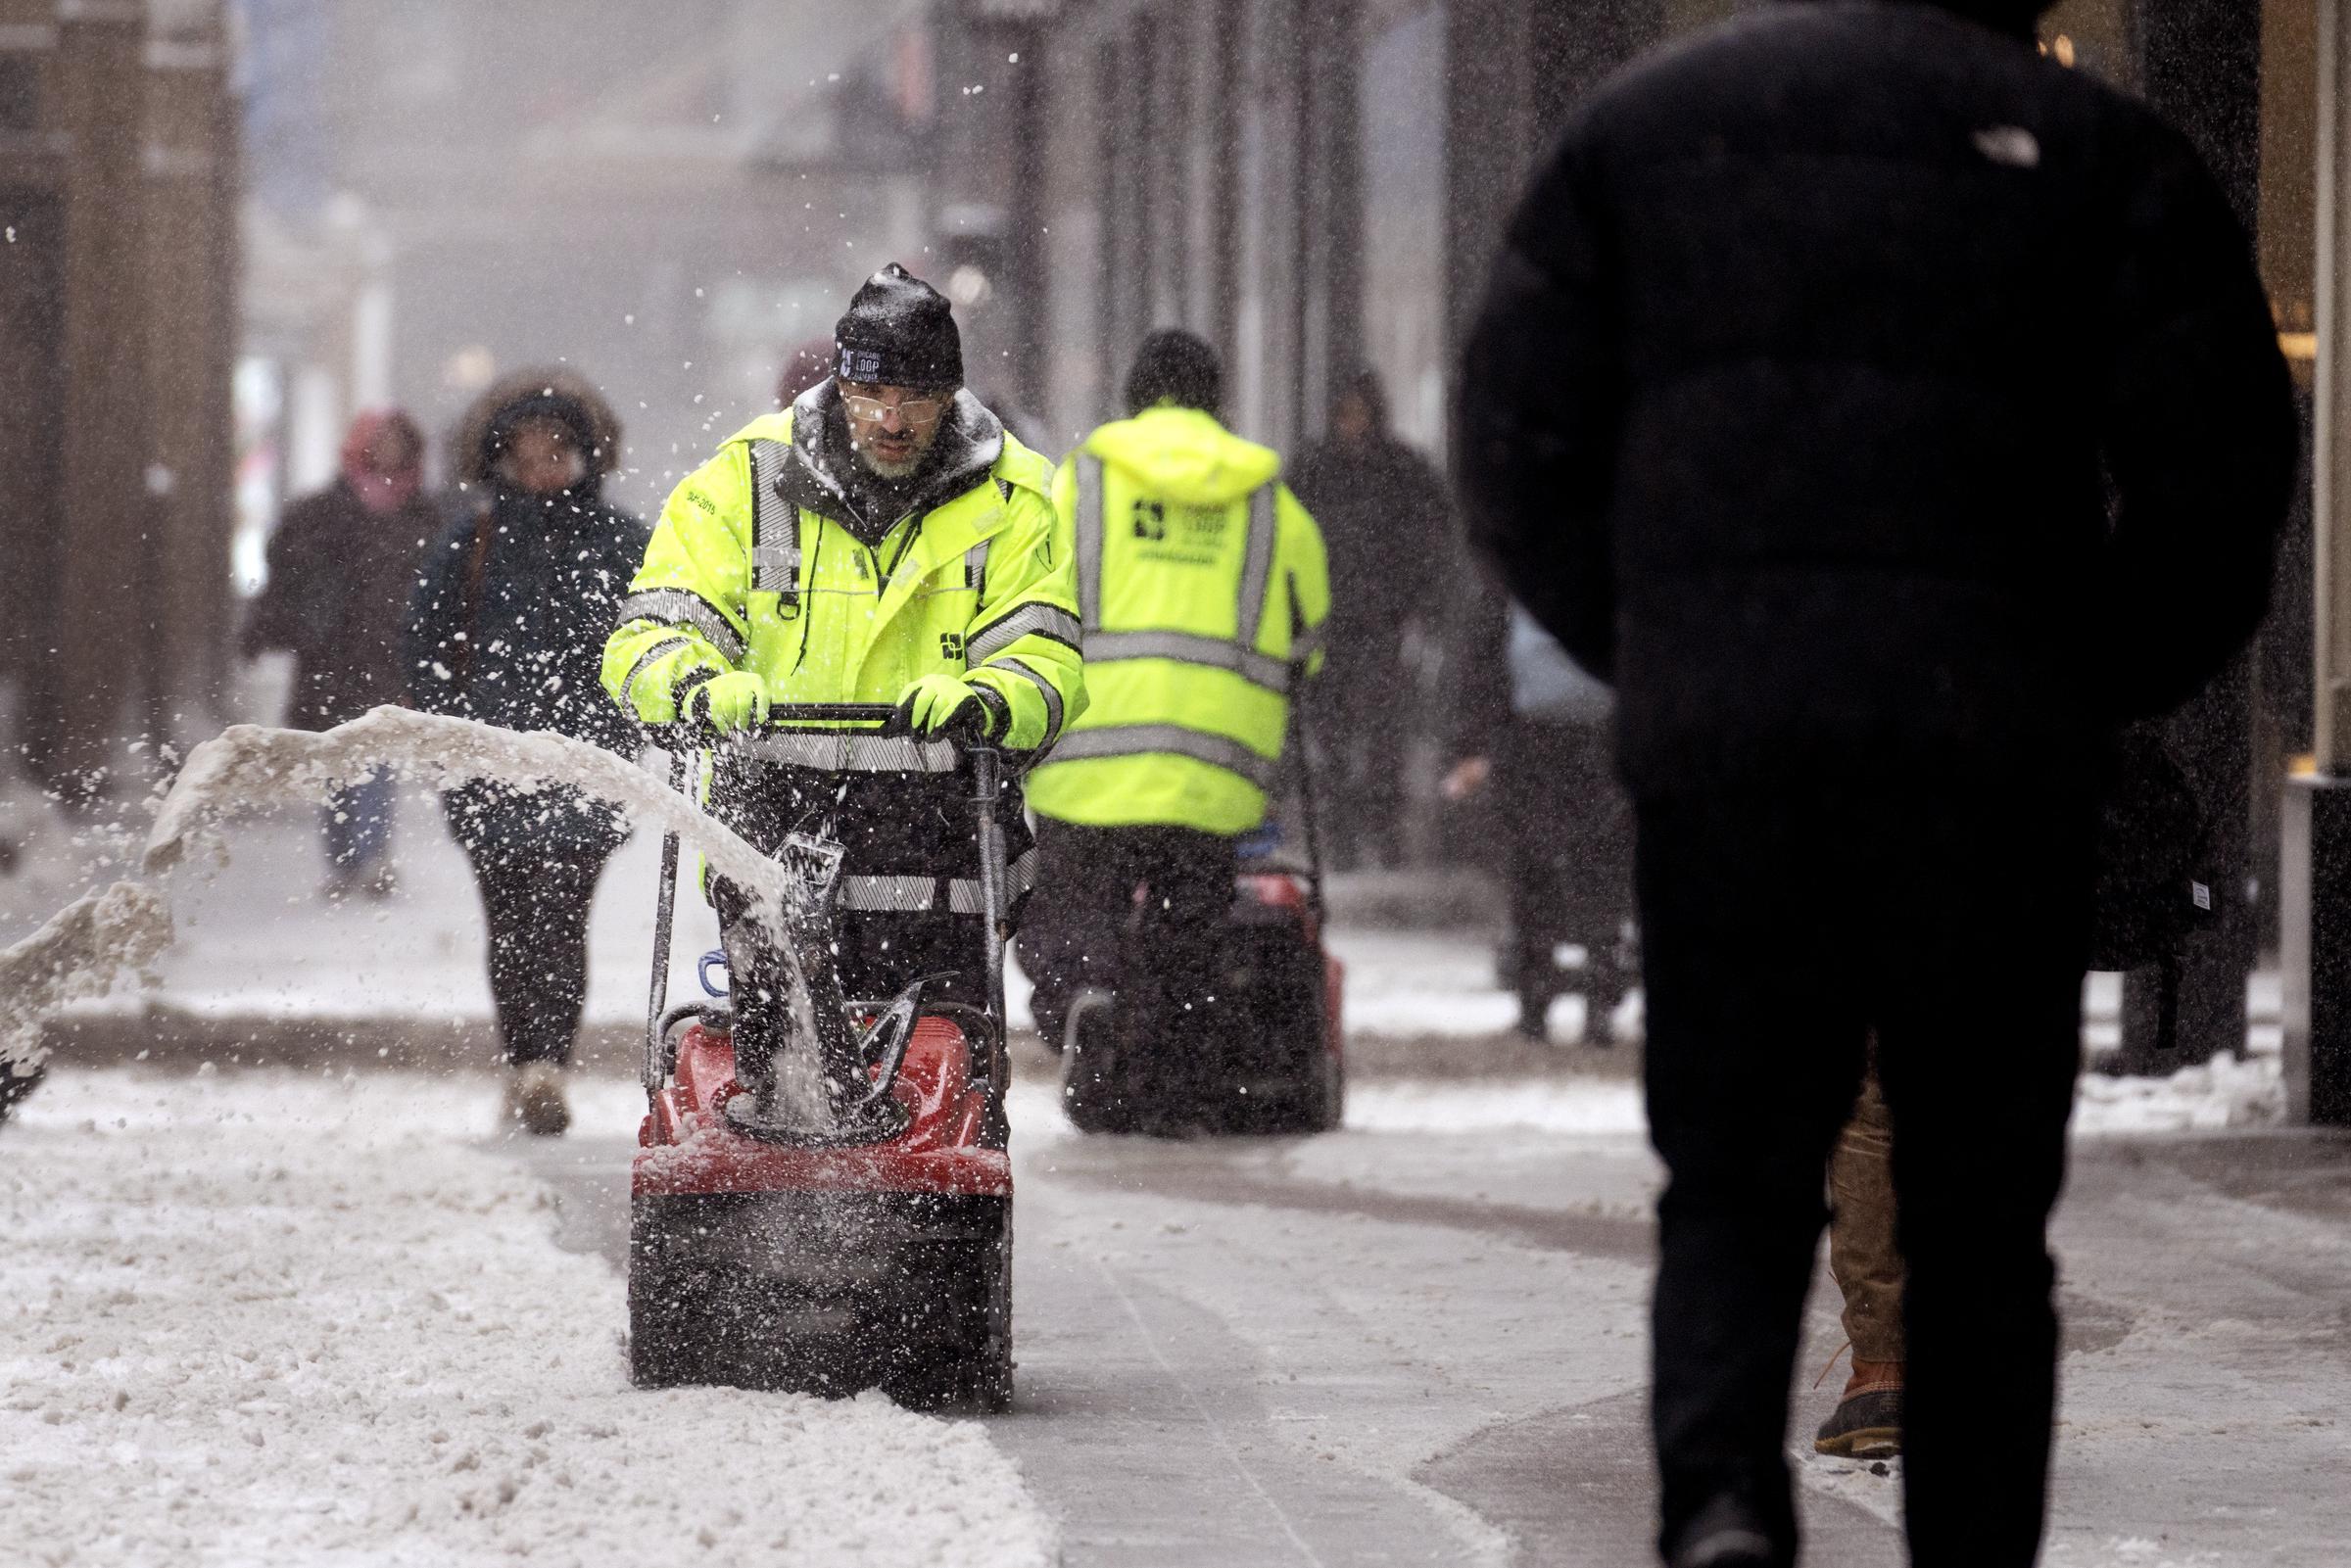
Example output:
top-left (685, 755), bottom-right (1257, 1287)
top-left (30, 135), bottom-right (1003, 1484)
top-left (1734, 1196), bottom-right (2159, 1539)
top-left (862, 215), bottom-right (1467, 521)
top-left (1500, 718), bottom-right (1636, 1013)
top-left (1019, 819), bottom-right (1235, 1053)
top-left (1636, 776), bottom-right (2090, 1568)
top-left (460, 834), bottom-right (618, 1068)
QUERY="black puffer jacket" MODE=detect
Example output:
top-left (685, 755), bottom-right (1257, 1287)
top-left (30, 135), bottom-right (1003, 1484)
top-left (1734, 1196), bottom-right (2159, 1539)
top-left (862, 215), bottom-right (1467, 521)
top-left (1458, 0), bottom-right (2295, 795)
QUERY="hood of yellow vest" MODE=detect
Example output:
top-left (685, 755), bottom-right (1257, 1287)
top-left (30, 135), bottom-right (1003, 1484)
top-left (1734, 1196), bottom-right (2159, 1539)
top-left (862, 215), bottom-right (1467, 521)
top-left (1082, 406), bottom-right (1280, 506)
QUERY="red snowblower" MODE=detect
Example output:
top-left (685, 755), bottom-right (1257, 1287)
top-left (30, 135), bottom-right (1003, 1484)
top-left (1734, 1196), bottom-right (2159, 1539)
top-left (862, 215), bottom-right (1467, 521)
top-left (628, 704), bottom-right (1012, 1410)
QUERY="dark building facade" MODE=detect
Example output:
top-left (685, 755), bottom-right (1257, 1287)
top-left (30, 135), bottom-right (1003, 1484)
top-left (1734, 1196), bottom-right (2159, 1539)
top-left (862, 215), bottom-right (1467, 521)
top-left (0, 0), bottom-right (238, 788)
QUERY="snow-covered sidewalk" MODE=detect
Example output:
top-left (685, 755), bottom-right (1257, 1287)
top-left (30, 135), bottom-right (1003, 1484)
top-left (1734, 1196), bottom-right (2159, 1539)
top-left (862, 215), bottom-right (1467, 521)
top-left (0, 1069), bottom-right (1055, 1568)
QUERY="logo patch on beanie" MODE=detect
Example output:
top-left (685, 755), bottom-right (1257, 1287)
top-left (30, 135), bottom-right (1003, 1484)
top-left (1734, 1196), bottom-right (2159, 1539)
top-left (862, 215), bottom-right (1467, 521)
top-left (839, 348), bottom-right (885, 382)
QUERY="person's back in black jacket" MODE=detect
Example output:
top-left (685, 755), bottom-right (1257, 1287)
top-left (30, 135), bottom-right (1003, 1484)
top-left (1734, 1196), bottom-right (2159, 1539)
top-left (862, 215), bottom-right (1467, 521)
top-left (1456, 4), bottom-right (2294, 1566)
top-left (1461, 0), bottom-right (2291, 795)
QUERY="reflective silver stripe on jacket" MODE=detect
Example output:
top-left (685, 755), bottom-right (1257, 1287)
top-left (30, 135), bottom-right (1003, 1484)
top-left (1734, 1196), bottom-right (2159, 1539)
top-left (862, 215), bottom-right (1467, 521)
top-left (1083, 630), bottom-right (1292, 694)
top-left (730, 730), bottom-right (961, 773)
top-left (615, 588), bottom-right (747, 664)
top-left (619, 635), bottom-right (694, 707)
top-left (748, 439), bottom-right (795, 593)
top-left (1290, 624), bottom-right (1326, 666)
top-left (1075, 452), bottom-right (1105, 629)
top-left (1042, 724), bottom-right (1280, 790)
top-left (752, 544), bottom-right (799, 592)
top-left (1234, 482), bottom-right (1277, 648)
top-left (965, 539), bottom-right (989, 593)
top-left (987, 655), bottom-right (1065, 745)
top-left (968, 601), bottom-right (1083, 665)
top-left (836, 846), bottom-right (1039, 914)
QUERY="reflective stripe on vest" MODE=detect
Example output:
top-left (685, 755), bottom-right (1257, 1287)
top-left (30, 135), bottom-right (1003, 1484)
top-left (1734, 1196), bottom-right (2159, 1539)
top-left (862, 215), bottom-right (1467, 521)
top-left (1042, 724), bottom-right (1279, 790)
top-left (619, 635), bottom-right (695, 706)
top-left (748, 439), bottom-right (794, 594)
top-left (1082, 629), bottom-right (1292, 692)
top-left (835, 846), bottom-right (1039, 914)
top-left (1076, 452), bottom-right (1105, 628)
top-left (730, 730), bottom-right (961, 773)
top-left (987, 654), bottom-right (1065, 745)
top-left (614, 587), bottom-right (746, 663)
top-left (968, 601), bottom-right (1083, 665)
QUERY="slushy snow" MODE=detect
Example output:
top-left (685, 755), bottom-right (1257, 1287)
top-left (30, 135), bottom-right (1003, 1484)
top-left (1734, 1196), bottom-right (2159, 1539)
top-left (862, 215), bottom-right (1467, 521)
top-left (0, 1069), bottom-right (1056, 1567)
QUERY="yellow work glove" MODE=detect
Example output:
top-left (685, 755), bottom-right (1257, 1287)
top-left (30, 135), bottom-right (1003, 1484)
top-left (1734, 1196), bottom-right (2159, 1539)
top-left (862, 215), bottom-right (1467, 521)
top-left (893, 673), bottom-right (1004, 740)
top-left (686, 670), bottom-right (769, 733)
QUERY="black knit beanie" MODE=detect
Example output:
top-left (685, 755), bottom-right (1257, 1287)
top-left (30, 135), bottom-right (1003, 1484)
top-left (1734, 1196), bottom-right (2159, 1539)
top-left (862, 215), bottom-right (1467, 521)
top-left (1125, 329), bottom-right (1223, 417)
top-left (834, 263), bottom-right (964, 390)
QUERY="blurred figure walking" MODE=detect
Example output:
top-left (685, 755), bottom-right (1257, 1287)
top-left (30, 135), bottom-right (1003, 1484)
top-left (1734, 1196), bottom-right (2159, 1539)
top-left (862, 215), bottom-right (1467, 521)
top-left (1446, 576), bottom-right (1635, 1043)
top-left (408, 371), bottom-right (648, 1136)
top-left (1458, 1), bottom-right (2294, 1563)
top-left (239, 409), bottom-right (437, 899)
top-left (1289, 369), bottom-right (1450, 870)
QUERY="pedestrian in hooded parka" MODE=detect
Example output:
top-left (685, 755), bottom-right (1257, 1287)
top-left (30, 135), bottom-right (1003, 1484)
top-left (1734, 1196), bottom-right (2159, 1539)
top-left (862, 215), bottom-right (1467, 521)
top-left (1456, 1), bottom-right (2296, 1564)
top-left (408, 370), bottom-right (650, 1137)
top-left (1018, 330), bottom-right (1330, 1108)
top-left (603, 264), bottom-right (1083, 1080)
top-left (241, 408), bottom-right (440, 898)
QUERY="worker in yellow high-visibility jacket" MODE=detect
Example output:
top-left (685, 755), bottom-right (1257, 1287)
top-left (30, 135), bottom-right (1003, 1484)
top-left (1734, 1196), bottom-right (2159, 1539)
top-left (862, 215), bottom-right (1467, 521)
top-left (1018, 329), bottom-right (1330, 1077)
top-left (603, 264), bottom-right (1084, 1060)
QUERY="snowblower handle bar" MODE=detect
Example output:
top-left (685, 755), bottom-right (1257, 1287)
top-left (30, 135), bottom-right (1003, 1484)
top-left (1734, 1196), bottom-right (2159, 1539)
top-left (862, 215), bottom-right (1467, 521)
top-left (654, 703), bottom-right (1001, 752)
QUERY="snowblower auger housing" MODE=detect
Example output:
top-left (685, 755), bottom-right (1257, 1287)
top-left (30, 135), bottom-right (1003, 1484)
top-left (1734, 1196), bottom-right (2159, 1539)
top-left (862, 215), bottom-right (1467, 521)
top-left (628, 703), bottom-right (1014, 1410)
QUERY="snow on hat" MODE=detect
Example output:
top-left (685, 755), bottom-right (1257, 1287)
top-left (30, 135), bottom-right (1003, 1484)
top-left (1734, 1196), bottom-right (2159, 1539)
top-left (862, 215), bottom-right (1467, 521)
top-left (834, 263), bottom-right (964, 391)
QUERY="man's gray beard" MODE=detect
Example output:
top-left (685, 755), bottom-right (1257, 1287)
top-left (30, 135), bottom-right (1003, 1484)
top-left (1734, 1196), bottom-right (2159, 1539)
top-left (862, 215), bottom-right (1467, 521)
top-left (852, 443), bottom-right (922, 482)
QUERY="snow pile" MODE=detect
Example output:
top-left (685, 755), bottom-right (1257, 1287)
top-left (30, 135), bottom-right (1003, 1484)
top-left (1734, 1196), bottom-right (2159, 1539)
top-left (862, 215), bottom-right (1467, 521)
top-left (0, 881), bottom-right (170, 1073)
top-left (0, 1069), bottom-right (1057, 1567)
top-left (2073, 1052), bottom-right (2283, 1135)
top-left (1345, 1076), bottom-right (1648, 1136)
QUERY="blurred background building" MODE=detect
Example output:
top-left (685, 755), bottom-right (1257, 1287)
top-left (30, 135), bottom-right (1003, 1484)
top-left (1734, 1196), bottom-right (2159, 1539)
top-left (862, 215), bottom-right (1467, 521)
top-left (0, 0), bottom-right (236, 788)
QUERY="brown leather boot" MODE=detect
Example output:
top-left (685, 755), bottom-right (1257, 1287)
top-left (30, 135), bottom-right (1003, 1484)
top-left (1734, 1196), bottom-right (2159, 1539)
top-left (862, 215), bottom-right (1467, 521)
top-left (1813, 1357), bottom-right (1902, 1458)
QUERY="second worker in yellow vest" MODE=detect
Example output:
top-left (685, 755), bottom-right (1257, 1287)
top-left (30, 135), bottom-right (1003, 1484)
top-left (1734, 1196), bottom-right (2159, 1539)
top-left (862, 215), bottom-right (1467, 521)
top-left (1019, 330), bottom-right (1330, 1069)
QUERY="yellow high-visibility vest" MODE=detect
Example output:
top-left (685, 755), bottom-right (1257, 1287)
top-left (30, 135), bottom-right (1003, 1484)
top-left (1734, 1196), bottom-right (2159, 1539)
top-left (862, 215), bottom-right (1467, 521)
top-left (1026, 405), bottom-right (1329, 835)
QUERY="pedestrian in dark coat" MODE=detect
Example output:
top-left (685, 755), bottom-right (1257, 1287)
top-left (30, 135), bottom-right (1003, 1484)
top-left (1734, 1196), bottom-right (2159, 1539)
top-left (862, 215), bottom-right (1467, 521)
top-left (1456, 3), bottom-right (2295, 1564)
top-left (240, 408), bottom-right (438, 895)
top-left (1444, 572), bottom-right (1637, 1042)
top-left (1289, 369), bottom-right (1453, 868)
top-left (407, 370), bottom-right (649, 1135)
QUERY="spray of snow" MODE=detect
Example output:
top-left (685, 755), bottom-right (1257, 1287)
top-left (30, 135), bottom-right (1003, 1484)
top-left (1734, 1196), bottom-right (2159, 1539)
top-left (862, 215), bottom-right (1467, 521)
top-left (0, 881), bottom-right (171, 1073)
top-left (140, 708), bottom-right (842, 1125)
top-left (0, 1069), bottom-right (1057, 1566)
top-left (146, 707), bottom-right (796, 928)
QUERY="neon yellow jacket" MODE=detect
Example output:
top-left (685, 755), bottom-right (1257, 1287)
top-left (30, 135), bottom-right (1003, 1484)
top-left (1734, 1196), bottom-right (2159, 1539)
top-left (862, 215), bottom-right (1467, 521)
top-left (1025, 405), bottom-right (1329, 835)
top-left (602, 388), bottom-right (1084, 753)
